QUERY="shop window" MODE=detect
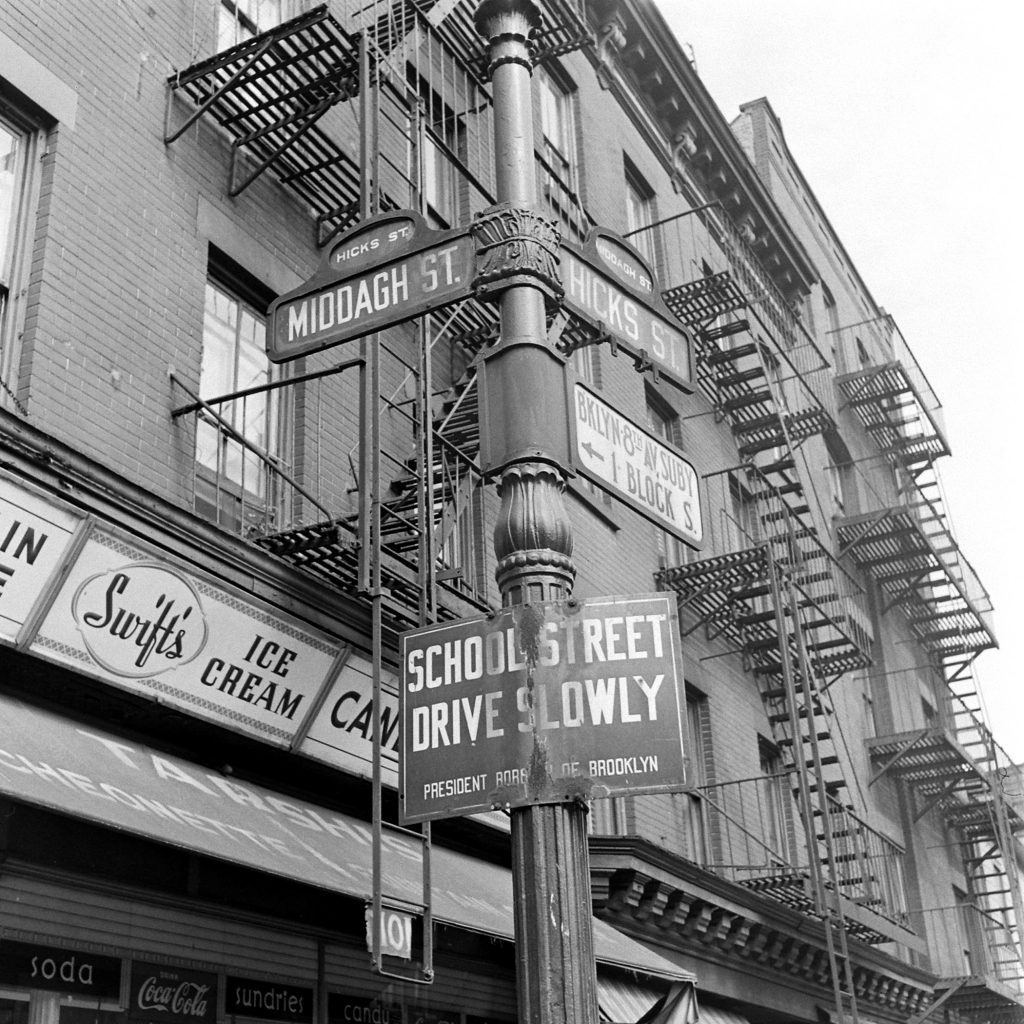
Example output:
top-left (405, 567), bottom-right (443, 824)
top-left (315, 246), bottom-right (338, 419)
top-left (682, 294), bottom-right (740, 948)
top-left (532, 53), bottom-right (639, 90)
top-left (217, 0), bottom-right (305, 49)
top-left (195, 252), bottom-right (285, 535)
top-left (0, 100), bottom-right (43, 413)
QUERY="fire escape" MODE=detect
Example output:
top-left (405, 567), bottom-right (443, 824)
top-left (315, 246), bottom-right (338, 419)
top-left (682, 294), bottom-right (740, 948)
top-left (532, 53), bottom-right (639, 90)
top-left (831, 320), bottom-right (1023, 1023)
top-left (645, 201), bottom-right (894, 1024)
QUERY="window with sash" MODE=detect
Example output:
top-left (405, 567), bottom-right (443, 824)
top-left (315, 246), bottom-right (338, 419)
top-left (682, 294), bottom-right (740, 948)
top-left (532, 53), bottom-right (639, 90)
top-left (217, 0), bottom-right (304, 49)
top-left (0, 101), bottom-right (42, 412)
top-left (195, 255), bottom-right (284, 535)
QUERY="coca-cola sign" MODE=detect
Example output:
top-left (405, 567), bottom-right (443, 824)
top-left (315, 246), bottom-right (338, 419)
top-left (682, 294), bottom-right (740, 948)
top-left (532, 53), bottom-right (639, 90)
top-left (72, 563), bottom-right (209, 677)
top-left (128, 962), bottom-right (218, 1024)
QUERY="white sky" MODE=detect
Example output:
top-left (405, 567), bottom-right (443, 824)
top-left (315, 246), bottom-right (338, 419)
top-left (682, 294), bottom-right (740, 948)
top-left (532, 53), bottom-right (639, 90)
top-left (653, 2), bottom-right (1024, 761)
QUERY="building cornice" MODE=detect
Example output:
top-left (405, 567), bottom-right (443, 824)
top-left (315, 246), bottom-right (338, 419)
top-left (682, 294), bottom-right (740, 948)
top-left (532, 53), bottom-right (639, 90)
top-left (582, 0), bottom-right (818, 301)
top-left (590, 835), bottom-right (938, 1021)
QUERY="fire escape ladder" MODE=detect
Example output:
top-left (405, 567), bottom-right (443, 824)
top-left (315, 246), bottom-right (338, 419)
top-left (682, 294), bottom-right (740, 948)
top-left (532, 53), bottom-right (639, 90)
top-left (164, 6), bottom-right (364, 246)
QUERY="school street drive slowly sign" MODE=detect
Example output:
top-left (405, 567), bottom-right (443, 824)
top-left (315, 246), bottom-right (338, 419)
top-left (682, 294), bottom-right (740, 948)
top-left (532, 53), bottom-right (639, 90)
top-left (399, 593), bottom-right (685, 823)
top-left (569, 382), bottom-right (703, 550)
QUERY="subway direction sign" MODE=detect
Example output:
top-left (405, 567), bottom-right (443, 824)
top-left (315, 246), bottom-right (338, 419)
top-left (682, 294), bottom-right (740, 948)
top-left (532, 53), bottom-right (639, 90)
top-left (267, 211), bottom-right (475, 363)
top-left (569, 381), bottom-right (703, 550)
top-left (399, 593), bottom-right (685, 824)
top-left (559, 228), bottom-right (694, 392)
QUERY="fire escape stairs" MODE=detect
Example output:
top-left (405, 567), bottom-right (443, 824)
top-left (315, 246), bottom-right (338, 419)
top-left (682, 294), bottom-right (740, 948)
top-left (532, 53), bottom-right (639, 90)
top-left (255, 320), bottom-right (495, 633)
top-left (657, 272), bottom-right (884, 957)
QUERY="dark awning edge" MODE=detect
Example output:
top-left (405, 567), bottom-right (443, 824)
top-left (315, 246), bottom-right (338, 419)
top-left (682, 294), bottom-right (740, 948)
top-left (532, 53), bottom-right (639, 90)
top-left (0, 692), bottom-right (694, 985)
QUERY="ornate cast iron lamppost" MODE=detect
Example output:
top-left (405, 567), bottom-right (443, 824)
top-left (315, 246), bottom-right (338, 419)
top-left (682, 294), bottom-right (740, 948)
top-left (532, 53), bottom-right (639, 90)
top-left (473, 2), bottom-right (600, 1022)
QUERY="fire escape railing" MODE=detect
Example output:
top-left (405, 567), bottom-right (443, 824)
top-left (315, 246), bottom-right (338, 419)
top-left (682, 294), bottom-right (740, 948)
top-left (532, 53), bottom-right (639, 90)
top-left (831, 315), bottom-right (949, 470)
top-left (697, 774), bottom-right (912, 941)
top-left (834, 454), bottom-right (995, 659)
top-left (632, 201), bottom-right (836, 427)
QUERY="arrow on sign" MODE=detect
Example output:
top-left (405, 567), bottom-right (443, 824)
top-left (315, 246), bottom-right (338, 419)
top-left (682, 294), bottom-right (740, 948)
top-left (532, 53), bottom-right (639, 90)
top-left (581, 441), bottom-right (605, 461)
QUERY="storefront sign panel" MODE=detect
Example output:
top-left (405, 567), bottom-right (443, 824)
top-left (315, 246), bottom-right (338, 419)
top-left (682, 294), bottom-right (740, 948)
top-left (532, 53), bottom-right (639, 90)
top-left (128, 962), bottom-right (218, 1023)
top-left (569, 382), bottom-right (703, 549)
top-left (399, 593), bottom-right (686, 823)
top-left (0, 475), bottom-right (81, 641)
top-left (297, 652), bottom-right (400, 782)
top-left (30, 528), bottom-right (341, 745)
top-left (0, 940), bottom-right (122, 998)
top-left (327, 994), bottom-right (403, 1024)
top-left (225, 978), bottom-right (313, 1023)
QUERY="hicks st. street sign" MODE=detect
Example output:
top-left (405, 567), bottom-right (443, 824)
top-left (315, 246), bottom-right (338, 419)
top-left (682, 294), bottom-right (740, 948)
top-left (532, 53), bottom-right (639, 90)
top-left (267, 216), bottom-right (695, 399)
top-left (559, 230), bottom-right (694, 393)
top-left (569, 382), bottom-right (703, 550)
top-left (399, 593), bottom-right (686, 824)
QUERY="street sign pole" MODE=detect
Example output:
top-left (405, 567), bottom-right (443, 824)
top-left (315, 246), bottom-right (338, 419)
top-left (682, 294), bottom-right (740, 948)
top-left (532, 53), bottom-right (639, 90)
top-left (473, 3), bottom-right (599, 1024)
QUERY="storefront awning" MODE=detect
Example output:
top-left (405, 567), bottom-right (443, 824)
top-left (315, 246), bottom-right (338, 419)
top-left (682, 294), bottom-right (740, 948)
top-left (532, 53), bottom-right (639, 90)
top-left (600, 980), bottom-right (698, 1024)
top-left (0, 693), bottom-right (690, 984)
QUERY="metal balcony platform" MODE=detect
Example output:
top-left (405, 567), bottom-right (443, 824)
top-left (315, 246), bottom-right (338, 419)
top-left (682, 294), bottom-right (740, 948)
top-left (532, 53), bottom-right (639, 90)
top-left (837, 507), bottom-right (996, 657)
top-left (165, 6), bottom-right (363, 244)
top-left (837, 361), bottom-right (949, 469)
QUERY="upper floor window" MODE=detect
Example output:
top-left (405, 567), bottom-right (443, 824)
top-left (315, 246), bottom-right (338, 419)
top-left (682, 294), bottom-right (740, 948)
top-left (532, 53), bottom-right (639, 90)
top-left (0, 101), bottom-right (42, 413)
top-left (646, 394), bottom-right (690, 569)
top-left (536, 66), bottom-right (576, 188)
top-left (195, 255), bottom-right (284, 535)
top-left (624, 159), bottom-right (656, 267)
top-left (217, 0), bottom-right (303, 49)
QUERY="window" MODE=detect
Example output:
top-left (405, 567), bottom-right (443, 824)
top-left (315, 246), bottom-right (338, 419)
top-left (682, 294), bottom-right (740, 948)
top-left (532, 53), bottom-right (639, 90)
top-left (822, 285), bottom-right (839, 367)
top-left (217, 0), bottom-right (303, 49)
top-left (0, 102), bottom-right (42, 411)
top-left (646, 396), bottom-right (690, 568)
top-left (758, 736), bottom-right (792, 865)
top-left (195, 255), bottom-right (283, 534)
top-left (624, 160), bottom-right (656, 266)
top-left (413, 83), bottom-right (462, 229)
top-left (683, 687), bottom-right (709, 863)
top-left (536, 67), bottom-right (576, 187)
top-left (536, 66), bottom-right (583, 236)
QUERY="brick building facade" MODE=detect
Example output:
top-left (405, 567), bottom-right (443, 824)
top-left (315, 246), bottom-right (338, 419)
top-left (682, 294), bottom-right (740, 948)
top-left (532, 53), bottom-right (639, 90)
top-left (0, 3), bottom-right (1020, 1024)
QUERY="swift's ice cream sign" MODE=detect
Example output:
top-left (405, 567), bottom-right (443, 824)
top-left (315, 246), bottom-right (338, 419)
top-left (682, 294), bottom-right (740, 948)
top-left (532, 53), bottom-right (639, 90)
top-left (72, 564), bottom-right (208, 677)
top-left (32, 528), bottom-right (342, 745)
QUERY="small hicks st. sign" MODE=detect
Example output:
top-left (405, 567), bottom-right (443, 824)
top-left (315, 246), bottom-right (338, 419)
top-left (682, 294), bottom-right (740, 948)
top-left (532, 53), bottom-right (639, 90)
top-left (399, 593), bottom-right (685, 823)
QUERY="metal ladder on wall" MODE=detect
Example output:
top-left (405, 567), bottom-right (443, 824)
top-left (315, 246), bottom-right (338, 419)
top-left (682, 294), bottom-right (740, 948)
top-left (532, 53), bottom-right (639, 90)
top-left (357, 4), bottom-right (501, 981)
top-left (358, 25), bottom-right (437, 983)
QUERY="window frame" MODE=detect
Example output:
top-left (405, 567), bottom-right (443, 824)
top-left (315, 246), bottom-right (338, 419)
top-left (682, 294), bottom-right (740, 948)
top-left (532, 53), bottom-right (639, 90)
top-left (536, 65), bottom-right (577, 188)
top-left (646, 388), bottom-right (691, 568)
top-left (623, 157), bottom-right (658, 270)
top-left (217, 0), bottom-right (304, 50)
top-left (194, 252), bottom-right (286, 535)
top-left (0, 96), bottom-right (45, 413)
